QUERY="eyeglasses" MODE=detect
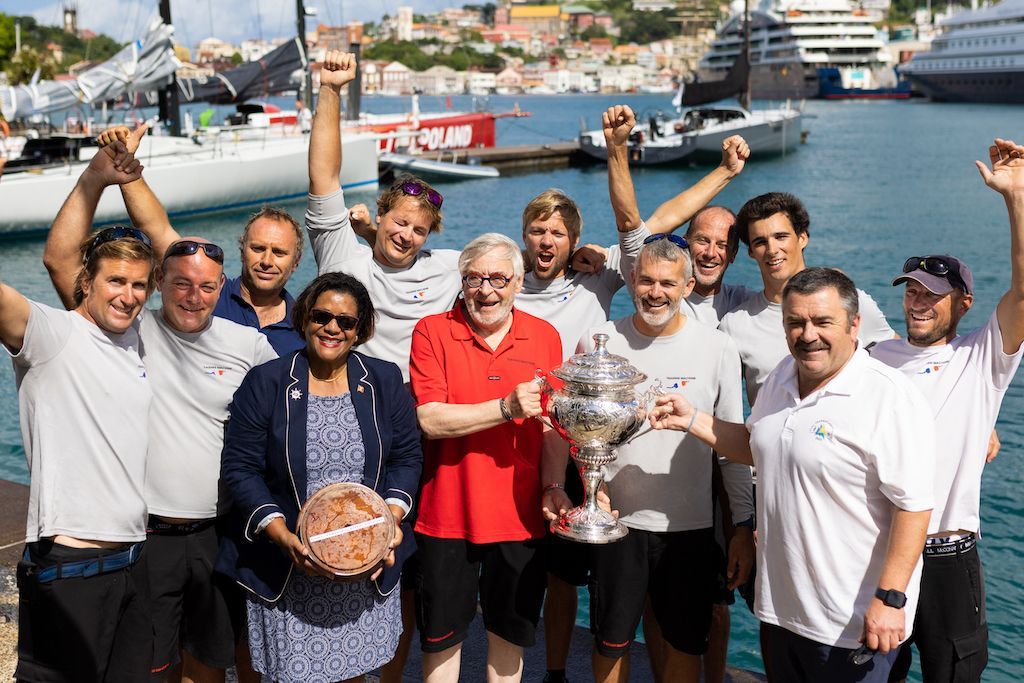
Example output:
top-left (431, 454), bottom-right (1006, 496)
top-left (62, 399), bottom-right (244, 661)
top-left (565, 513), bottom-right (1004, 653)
top-left (902, 256), bottom-right (971, 294)
top-left (462, 274), bottom-right (512, 289)
top-left (163, 240), bottom-right (225, 265)
top-left (400, 181), bottom-right (443, 209)
top-left (308, 308), bottom-right (360, 331)
top-left (85, 225), bottom-right (152, 262)
top-left (642, 233), bottom-right (689, 249)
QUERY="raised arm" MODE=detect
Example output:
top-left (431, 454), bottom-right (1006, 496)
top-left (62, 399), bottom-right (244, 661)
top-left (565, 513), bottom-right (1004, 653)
top-left (42, 138), bottom-right (143, 308)
top-left (977, 137), bottom-right (1024, 354)
top-left (604, 105), bottom-right (643, 233)
top-left (645, 135), bottom-right (749, 235)
top-left (648, 393), bottom-right (753, 465)
top-left (0, 281), bottom-right (31, 353)
top-left (309, 50), bottom-right (356, 196)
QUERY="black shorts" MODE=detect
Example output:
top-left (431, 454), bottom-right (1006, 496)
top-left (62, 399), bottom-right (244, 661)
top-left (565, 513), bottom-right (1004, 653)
top-left (890, 540), bottom-right (988, 682)
top-left (589, 527), bottom-right (717, 658)
top-left (414, 534), bottom-right (546, 653)
top-left (16, 540), bottom-right (153, 683)
top-left (545, 462), bottom-right (592, 586)
top-left (147, 518), bottom-right (242, 673)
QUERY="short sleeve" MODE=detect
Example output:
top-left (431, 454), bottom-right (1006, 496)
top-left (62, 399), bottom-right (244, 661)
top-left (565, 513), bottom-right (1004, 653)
top-left (253, 333), bottom-right (279, 366)
top-left (714, 336), bottom-right (744, 424)
top-left (9, 301), bottom-right (73, 367)
top-left (967, 309), bottom-right (1024, 392)
top-left (871, 380), bottom-right (935, 512)
top-left (305, 188), bottom-right (370, 274)
top-left (409, 318), bottom-right (448, 406)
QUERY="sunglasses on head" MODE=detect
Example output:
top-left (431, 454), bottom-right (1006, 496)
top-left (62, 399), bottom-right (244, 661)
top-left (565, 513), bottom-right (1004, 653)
top-left (462, 273), bottom-right (512, 290)
top-left (643, 233), bottom-right (689, 249)
top-left (163, 240), bottom-right (225, 265)
top-left (308, 308), bottom-right (359, 331)
top-left (902, 256), bottom-right (970, 295)
top-left (400, 181), bottom-right (443, 209)
top-left (85, 225), bottom-right (152, 262)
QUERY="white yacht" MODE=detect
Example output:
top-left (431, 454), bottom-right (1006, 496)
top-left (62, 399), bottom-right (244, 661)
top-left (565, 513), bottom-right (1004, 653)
top-left (699, 0), bottom-right (910, 99)
top-left (900, 0), bottom-right (1024, 103)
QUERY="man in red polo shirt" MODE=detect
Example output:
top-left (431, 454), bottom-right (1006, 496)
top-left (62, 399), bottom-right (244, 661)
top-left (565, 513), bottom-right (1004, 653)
top-left (410, 232), bottom-right (567, 683)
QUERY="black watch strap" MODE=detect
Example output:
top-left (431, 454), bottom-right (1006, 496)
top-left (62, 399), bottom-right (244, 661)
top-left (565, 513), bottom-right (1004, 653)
top-left (875, 587), bottom-right (907, 609)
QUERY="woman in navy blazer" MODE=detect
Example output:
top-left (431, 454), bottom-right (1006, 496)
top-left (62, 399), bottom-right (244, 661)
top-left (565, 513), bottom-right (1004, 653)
top-left (217, 272), bottom-right (421, 682)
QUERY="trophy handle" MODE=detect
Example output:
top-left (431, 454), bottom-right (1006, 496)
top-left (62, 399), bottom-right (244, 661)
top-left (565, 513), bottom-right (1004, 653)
top-left (639, 380), bottom-right (664, 416)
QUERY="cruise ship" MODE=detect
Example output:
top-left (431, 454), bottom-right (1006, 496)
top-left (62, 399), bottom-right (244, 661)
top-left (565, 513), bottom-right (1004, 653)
top-left (900, 0), bottom-right (1024, 103)
top-left (698, 0), bottom-right (909, 99)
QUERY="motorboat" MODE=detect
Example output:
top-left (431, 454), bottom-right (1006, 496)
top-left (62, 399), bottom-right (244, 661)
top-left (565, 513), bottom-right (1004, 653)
top-left (577, 104), bottom-right (802, 166)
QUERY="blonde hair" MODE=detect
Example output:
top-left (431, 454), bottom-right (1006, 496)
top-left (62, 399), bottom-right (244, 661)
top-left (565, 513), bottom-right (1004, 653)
top-left (73, 233), bottom-right (156, 306)
top-left (521, 189), bottom-right (582, 245)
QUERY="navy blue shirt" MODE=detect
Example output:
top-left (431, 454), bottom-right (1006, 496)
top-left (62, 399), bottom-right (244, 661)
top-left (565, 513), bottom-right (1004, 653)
top-left (213, 276), bottom-right (304, 356)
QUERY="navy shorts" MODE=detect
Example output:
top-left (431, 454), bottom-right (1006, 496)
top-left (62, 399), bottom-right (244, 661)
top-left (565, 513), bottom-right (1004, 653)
top-left (761, 622), bottom-right (899, 683)
top-left (16, 540), bottom-right (153, 683)
top-left (414, 534), bottom-right (546, 653)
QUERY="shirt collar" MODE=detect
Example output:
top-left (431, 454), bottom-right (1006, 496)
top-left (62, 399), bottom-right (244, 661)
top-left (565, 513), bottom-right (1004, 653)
top-left (228, 275), bottom-right (295, 327)
top-left (780, 346), bottom-right (866, 401)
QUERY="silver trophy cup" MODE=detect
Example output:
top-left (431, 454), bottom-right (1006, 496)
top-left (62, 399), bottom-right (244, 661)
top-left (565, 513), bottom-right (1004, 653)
top-left (542, 333), bottom-right (657, 543)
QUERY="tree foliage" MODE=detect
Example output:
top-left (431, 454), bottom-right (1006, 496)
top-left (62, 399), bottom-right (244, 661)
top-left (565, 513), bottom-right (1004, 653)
top-left (0, 13), bottom-right (123, 74)
top-left (6, 45), bottom-right (58, 84)
top-left (364, 39), bottom-right (505, 72)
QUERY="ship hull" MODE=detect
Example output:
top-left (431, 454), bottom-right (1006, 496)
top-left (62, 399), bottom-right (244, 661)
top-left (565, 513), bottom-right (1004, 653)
top-left (904, 70), bottom-right (1024, 104)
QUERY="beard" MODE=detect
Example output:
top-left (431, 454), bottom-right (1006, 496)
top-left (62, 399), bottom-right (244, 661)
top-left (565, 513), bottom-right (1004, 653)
top-left (634, 295), bottom-right (680, 328)
top-left (465, 295), bottom-right (515, 331)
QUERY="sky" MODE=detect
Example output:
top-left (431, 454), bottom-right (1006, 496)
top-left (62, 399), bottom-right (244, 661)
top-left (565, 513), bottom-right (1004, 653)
top-left (4, 0), bottom-right (451, 48)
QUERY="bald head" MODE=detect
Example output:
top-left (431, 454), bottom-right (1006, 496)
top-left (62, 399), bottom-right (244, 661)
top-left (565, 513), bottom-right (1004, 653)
top-left (685, 206), bottom-right (739, 294)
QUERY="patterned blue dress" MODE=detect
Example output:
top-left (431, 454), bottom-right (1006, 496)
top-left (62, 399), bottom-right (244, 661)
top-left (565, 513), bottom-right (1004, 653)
top-left (247, 393), bottom-right (402, 682)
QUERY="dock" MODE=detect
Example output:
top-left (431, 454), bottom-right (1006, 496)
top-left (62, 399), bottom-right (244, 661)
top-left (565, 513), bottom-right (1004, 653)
top-left (402, 141), bottom-right (587, 174)
top-left (0, 479), bottom-right (765, 681)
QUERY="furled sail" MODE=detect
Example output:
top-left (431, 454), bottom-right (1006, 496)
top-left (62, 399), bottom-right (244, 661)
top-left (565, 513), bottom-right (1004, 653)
top-left (680, 54), bottom-right (749, 107)
top-left (175, 38), bottom-right (304, 104)
top-left (0, 21), bottom-right (178, 120)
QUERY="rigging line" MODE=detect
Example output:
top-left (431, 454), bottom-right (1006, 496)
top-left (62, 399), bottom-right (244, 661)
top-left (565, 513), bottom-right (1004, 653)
top-left (255, 0), bottom-right (263, 43)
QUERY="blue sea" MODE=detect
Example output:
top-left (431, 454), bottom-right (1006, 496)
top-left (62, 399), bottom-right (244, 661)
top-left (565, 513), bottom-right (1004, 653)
top-left (1, 94), bottom-right (1021, 680)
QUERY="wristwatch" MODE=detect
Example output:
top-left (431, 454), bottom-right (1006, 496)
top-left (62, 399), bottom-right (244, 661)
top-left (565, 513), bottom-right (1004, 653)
top-left (875, 587), bottom-right (907, 609)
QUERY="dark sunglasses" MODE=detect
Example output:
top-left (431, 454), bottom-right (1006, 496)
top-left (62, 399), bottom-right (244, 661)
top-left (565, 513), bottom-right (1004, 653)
top-left (643, 233), bottom-right (689, 249)
top-left (462, 273), bottom-right (512, 289)
top-left (400, 181), bottom-right (443, 209)
top-left (308, 308), bottom-right (359, 331)
top-left (163, 240), bottom-right (225, 265)
top-left (85, 225), bottom-right (152, 262)
top-left (902, 256), bottom-right (971, 295)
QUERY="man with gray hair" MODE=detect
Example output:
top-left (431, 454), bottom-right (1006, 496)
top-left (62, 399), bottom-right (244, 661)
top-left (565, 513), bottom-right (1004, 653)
top-left (409, 233), bottom-right (567, 683)
top-left (649, 267), bottom-right (934, 682)
top-left (564, 234), bottom-right (752, 683)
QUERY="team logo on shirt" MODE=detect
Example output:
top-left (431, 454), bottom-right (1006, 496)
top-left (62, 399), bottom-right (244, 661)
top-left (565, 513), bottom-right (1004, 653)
top-left (917, 361), bottom-right (949, 375)
top-left (810, 420), bottom-right (835, 443)
top-left (203, 364), bottom-right (233, 377)
top-left (138, 364), bottom-right (147, 379)
top-left (410, 287), bottom-right (430, 302)
top-left (663, 376), bottom-right (696, 389)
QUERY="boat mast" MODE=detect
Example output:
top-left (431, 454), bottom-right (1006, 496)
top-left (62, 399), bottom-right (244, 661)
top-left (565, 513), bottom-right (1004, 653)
top-left (158, 0), bottom-right (181, 136)
top-left (296, 0), bottom-right (312, 109)
top-left (740, 0), bottom-right (752, 110)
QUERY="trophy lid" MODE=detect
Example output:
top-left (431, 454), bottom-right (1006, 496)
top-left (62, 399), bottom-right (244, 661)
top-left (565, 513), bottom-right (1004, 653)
top-left (552, 333), bottom-right (647, 390)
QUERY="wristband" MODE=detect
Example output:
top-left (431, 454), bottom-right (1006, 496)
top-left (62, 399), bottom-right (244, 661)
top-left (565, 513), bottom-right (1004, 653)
top-left (543, 483), bottom-right (565, 494)
top-left (499, 397), bottom-right (514, 421)
top-left (685, 409), bottom-right (699, 433)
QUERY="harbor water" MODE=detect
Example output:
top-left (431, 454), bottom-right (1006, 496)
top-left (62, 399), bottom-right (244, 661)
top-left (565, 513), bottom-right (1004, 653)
top-left (0, 95), bottom-right (1021, 680)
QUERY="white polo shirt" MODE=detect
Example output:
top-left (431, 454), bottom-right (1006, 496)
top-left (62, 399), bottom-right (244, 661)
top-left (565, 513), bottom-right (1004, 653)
top-left (8, 302), bottom-right (151, 543)
top-left (138, 309), bottom-right (278, 519)
top-left (306, 189), bottom-right (462, 381)
top-left (870, 310), bottom-right (1023, 535)
top-left (579, 316), bottom-right (752, 532)
top-left (681, 283), bottom-right (755, 327)
top-left (748, 349), bottom-right (934, 648)
top-left (721, 289), bottom-right (895, 405)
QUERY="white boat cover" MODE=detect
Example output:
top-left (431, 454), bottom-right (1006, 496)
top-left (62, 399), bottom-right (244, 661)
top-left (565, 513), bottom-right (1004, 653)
top-left (0, 20), bottom-right (178, 121)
